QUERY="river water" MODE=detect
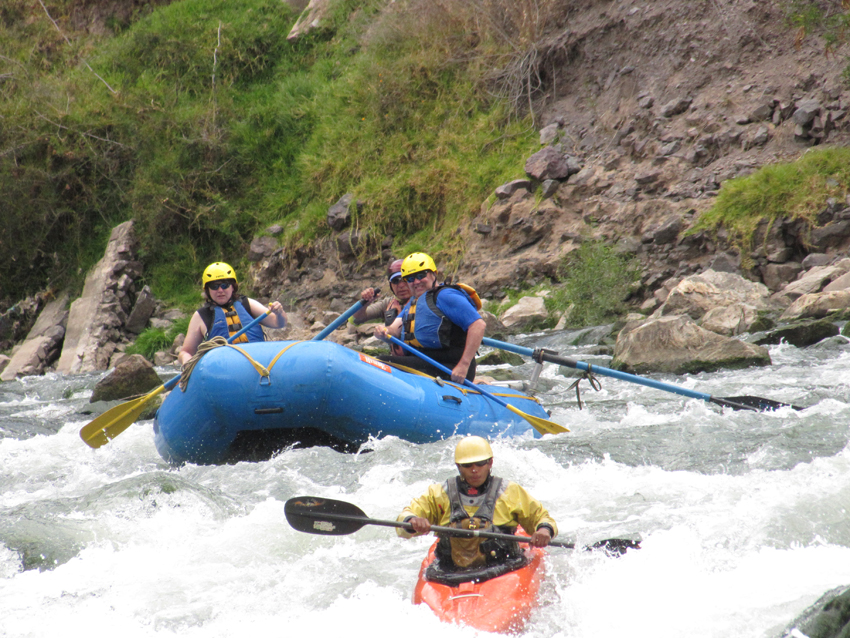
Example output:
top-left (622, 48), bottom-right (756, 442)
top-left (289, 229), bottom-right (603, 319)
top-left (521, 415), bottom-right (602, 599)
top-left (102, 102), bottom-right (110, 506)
top-left (2, 329), bottom-right (850, 638)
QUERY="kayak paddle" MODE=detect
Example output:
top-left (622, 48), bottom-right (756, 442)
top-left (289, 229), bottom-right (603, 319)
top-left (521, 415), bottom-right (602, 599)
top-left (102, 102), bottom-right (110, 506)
top-left (482, 337), bottom-right (805, 412)
top-left (79, 309), bottom-right (274, 448)
top-left (312, 289), bottom-right (380, 341)
top-left (386, 336), bottom-right (568, 436)
top-left (284, 496), bottom-right (640, 555)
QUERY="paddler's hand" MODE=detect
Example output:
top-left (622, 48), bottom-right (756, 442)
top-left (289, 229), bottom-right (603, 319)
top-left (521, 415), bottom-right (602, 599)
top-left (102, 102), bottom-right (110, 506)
top-left (408, 516), bottom-right (432, 535)
top-left (530, 527), bottom-right (552, 548)
top-left (360, 287), bottom-right (378, 304)
top-left (450, 361), bottom-right (470, 384)
top-left (374, 325), bottom-right (390, 342)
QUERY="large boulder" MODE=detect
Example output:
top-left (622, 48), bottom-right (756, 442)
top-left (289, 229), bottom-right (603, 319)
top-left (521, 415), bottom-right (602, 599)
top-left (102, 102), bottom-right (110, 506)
top-left (500, 296), bottom-right (548, 331)
top-left (779, 290), bottom-right (850, 321)
top-left (90, 354), bottom-right (163, 403)
top-left (0, 292), bottom-right (69, 381)
top-left (56, 221), bottom-right (142, 374)
top-left (613, 314), bottom-right (771, 375)
top-left (655, 269), bottom-right (776, 321)
top-left (752, 319), bottom-right (840, 348)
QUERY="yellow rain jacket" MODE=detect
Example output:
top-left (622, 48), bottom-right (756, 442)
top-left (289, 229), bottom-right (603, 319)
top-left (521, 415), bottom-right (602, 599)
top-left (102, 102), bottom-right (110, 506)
top-left (397, 477), bottom-right (558, 540)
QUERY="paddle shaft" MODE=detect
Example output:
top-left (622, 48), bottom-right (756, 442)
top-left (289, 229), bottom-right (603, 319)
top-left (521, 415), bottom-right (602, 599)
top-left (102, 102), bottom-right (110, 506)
top-left (387, 336), bottom-right (515, 410)
top-left (293, 508), bottom-right (575, 548)
top-left (312, 290), bottom-right (380, 341)
top-left (482, 337), bottom-right (781, 411)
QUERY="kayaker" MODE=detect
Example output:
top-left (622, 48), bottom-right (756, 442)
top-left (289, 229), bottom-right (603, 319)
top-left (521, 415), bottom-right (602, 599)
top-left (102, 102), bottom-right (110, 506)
top-left (178, 262), bottom-right (287, 365)
top-left (350, 259), bottom-right (411, 356)
top-left (396, 436), bottom-right (557, 571)
top-left (374, 252), bottom-right (485, 382)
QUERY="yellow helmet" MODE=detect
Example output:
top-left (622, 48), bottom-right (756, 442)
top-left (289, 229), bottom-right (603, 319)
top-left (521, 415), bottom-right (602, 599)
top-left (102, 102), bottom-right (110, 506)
top-left (454, 436), bottom-right (493, 464)
top-left (203, 262), bottom-right (237, 285)
top-left (401, 252), bottom-right (437, 278)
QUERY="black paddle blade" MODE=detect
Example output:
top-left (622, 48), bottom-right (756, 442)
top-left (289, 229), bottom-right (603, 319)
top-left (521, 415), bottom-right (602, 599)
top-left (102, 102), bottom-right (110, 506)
top-left (584, 538), bottom-right (641, 557)
top-left (712, 395), bottom-right (804, 412)
top-left (284, 496), bottom-right (371, 536)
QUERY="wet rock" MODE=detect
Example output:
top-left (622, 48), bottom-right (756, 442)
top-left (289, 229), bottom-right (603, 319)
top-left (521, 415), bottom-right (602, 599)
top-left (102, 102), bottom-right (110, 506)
top-left (781, 585), bottom-right (850, 638)
top-left (90, 354), bottom-right (163, 403)
top-left (752, 318), bottom-right (840, 348)
top-left (613, 314), bottom-right (771, 375)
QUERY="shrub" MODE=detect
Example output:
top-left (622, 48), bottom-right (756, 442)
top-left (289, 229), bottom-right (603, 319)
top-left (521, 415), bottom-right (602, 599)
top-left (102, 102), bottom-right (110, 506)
top-left (548, 242), bottom-right (641, 328)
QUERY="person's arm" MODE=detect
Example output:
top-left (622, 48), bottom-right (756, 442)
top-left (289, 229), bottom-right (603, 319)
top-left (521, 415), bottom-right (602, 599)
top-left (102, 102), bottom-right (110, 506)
top-left (178, 312), bottom-right (207, 365)
top-left (350, 288), bottom-right (380, 325)
top-left (374, 314), bottom-right (403, 341)
top-left (451, 318), bottom-right (485, 383)
top-left (396, 484), bottom-right (447, 538)
top-left (504, 483), bottom-right (558, 548)
top-left (248, 298), bottom-right (287, 329)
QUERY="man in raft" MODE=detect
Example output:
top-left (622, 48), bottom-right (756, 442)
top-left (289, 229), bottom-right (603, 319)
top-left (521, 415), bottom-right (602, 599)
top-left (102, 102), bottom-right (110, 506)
top-left (397, 436), bottom-right (557, 571)
top-left (178, 261), bottom-right (287, 365)
top-left (374, 252), bottom-right (485, 382)
top-left (350, 258), bottom-right (411, 356)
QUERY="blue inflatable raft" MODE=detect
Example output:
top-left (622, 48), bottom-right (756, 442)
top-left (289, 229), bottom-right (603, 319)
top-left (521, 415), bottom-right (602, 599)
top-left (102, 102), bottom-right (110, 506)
top-left (153, 340), bottom-right (550, 465)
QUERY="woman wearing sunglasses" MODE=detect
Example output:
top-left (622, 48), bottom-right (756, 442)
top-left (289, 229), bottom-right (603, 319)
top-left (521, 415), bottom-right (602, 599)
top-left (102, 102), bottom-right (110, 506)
top-left (178, 261), bottom-right (287, 365)
top-left (373, 252), bottom-right (486, 383)
top-left (396, 436), bottom-right (556, 572)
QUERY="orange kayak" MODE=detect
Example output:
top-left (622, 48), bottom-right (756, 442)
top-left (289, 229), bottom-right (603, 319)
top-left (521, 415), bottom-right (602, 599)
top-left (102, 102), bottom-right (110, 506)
top-left (412, 534), bottom-right (546, 633)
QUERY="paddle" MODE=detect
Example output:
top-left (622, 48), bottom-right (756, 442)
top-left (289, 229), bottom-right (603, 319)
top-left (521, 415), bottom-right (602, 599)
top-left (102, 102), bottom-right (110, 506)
top-left (79, 309), bottom-right (274, 448)
top-left (385, 336), bottom-right (568, 435)
top-left (312, 289), bottom-right (380, 341)
top-left (481, 337), bottom-right (804, 412)
top-left (284, 496), bottom-right (640, 555)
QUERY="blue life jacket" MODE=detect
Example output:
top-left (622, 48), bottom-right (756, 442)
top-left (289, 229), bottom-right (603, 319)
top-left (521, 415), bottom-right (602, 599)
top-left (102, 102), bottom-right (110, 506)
top-left (198, 296), bottom-right (265, 344)
top-left (402, 285), bottom-right (476, 351)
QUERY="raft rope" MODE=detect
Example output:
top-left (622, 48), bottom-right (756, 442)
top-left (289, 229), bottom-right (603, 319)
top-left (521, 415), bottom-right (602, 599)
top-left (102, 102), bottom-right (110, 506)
top-left (565, 367), bottom-right (602, 410)
top-left (178, 338), bottom-right (301, 391)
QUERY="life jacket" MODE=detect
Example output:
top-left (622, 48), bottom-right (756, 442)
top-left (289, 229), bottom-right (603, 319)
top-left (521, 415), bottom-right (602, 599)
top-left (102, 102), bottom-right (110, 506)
top-left (402, 283), bottom-right (482, 351)
top-left (197, 296), bottom-right (265, 344)
top-left (435, 475), bottom-right (512, 570)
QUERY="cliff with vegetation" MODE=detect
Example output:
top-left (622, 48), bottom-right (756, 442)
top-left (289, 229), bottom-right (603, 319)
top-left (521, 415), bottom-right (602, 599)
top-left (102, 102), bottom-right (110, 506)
top-left (2, 0), bottom-right (850, 344)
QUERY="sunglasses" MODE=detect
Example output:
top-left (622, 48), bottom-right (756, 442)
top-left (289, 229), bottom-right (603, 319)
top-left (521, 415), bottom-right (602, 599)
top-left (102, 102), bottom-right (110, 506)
top-left (389, 274), bottom-right (402, 284)
top-left (403, 271), bottom-right (430, 283)
top-left (459, 460), bottom-right (490, 469)
top-left (207, 281), bottom-right (233, 291)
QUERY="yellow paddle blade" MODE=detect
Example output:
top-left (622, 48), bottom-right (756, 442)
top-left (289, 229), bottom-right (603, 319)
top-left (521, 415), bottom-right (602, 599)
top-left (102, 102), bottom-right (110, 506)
top-left (79, 385), bottom-right (166, 448)
top-left (505, 404), bottom-right (569, 435)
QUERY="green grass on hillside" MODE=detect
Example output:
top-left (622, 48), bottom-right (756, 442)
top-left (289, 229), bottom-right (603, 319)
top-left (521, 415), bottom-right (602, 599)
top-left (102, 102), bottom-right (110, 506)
top-left (690, 147), bottom-right (850, 257)
top-left (1, 0), bottom-right (556, 308)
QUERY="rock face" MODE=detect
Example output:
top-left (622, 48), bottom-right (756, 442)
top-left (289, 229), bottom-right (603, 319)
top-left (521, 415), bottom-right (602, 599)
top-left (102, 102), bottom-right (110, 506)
top-left (56, 221), bottom-right (142, 374)
top-left (0, 292), bottom-right (69, 381)
top-left (612, 315), bottom-right (771, 375)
